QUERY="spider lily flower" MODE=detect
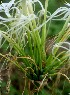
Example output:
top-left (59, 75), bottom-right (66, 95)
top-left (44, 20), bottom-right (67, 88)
top-left (8, 14), bottom-right (37, 32)
top-left (65, 2), bottom-right (70, 7)
top-left (0, 0), bottom-right (70, 32)
top-left (49, 2), bottom-right (70, 20)
top-left (0, 1), bottom-right (23, 22)
top-left (34, 2), bottom-right (70, 31)
top-left (0, 0), bottom-right (15, 17)
top-left (0, 0), bottom-right (38, 23)
top-left (0, 0), bottom-right (19, 22)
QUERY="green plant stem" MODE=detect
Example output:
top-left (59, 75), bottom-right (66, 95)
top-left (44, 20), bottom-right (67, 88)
top-left (29, 22), bottom-right (36, 58)
top-left (32, 20), bottom-right (42, 71)
top-left (21, 0), bottom-right (27, 15)
top-left (21, 0), bottom-right (35, 61)
top-left (27, 30), bottom-right (34, 58)
top-left (25, 25), bottom-right (34, 59)
top-left (41, 0), bottom-right (48, 61)
top-left (27, 1), bottom-right (42, 70)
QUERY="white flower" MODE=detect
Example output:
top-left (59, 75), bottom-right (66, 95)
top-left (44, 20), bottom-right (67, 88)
top-left (34, 2), bottom-right (70, 31)
top-left (0, 0), bottom-right (15, 17)
top-left (52, 2), bottom-right (70, 20)
top-left (65, 2), bottom-right (70, 7)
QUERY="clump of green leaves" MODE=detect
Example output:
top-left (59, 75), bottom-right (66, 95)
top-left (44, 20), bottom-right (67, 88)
top-left (0, 0), bottom-right (70, 95)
